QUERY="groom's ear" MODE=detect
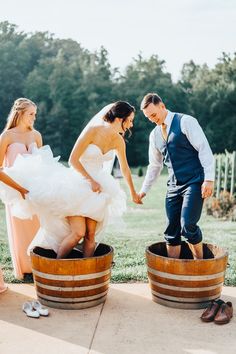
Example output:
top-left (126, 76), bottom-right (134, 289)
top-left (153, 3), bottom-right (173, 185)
top-left (161, 102), bottom-right (166, 109)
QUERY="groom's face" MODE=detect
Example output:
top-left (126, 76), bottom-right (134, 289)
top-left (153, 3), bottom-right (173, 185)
top-left (143, 103), bottom-right (166, 125)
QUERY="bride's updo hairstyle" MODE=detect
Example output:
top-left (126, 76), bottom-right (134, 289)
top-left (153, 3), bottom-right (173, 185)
top-left (103, 101), bottom-right (135, 134)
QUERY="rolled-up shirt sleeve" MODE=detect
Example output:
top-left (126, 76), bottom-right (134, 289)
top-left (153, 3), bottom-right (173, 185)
top-left (140, 129), bottom-right (163, 194)
top-left (181, 116), bottom-right (215, 181)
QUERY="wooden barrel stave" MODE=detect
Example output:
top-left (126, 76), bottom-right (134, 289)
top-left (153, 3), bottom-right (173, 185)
top-left (147, 273), bottom-right (225, 287)
top-left (35, 283), bottom-right (110, 298)
top-left (39, 296), bottom-right (107, 310)
top-left (150, 284), bottom-right (222, 298)
top-left (33, 272), bottom-right (111, 287)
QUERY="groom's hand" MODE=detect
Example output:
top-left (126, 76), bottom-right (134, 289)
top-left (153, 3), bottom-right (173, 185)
top-left (139, 192), bottom-right (146, 200)
top-left (201, 181), bottom-right (214, 199)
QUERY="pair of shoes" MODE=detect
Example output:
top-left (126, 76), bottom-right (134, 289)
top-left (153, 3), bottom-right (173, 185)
top-left (22, 301), bottom-right (49, 318)
top-left (214, 302), bottom-right (233, 325)
top-left (200, 299), bottom-right (233, 324)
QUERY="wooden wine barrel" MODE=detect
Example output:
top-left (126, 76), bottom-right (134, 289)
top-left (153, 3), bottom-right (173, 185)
top-left (30, 243), bottom-right (113, 309)
top-left (146, 242), bottom-right (228, 309)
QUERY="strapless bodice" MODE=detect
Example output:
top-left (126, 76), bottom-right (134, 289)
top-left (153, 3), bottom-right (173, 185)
top-left (79, 144), bottom-right (114, 172)
top-left (4, 142), bottom-right (37, 167)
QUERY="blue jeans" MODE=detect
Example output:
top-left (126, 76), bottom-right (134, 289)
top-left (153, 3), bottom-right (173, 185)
top-left (164, 183), bottom-right (204, 246)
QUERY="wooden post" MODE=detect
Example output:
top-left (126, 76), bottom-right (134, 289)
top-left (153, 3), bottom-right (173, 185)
top-left (230, 151), bottom-right (236, 197)
top-left (214, 155), bottom-right (217, 196)
top-left (216, 155), bottom-right (222, 199)
top-left (223, 154), bottom-right (229, 192)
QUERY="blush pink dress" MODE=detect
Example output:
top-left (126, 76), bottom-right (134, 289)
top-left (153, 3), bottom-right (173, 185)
top-left (4, 142), bottom-right (40, 279)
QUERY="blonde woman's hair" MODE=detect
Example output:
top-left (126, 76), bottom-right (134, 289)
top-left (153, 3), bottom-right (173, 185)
top-left (4, 98), bottom-right (36, 131)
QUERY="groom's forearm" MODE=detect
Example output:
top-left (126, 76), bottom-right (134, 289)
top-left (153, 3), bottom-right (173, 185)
top-left (140, 164), bottom-right (162, 195)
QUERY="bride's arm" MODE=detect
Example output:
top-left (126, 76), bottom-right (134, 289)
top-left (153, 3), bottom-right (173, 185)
top-left (69, 128), bottom-right (101, 193)
top-left (115, 137), bottom-right (142, 204)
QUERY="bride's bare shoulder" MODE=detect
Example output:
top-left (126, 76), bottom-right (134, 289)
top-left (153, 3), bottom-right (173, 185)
top-left (85, 125), bottom-right (105, 135)
top-left (114, 134), bottom-right (125, 149)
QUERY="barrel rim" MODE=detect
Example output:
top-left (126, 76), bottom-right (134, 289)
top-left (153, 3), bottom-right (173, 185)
top-left (30, 242), bottom-right (114, 261)
top-left (145, 242), bottom-right (228, 262)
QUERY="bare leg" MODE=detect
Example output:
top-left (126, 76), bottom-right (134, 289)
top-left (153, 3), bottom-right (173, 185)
top-left (57, 216), bottom-right (86, 259)
top-left (188, 241), bottom-right (203, 259)
top-left (166, 245), bottom-right (181, 259)
top-left (83, 218), bottom-right (97, 258)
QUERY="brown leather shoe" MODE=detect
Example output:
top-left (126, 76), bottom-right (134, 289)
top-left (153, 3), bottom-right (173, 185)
top-left (214, 302), bottom-right (233, 325)
top-left (200, 299), bottom-right (225, 322)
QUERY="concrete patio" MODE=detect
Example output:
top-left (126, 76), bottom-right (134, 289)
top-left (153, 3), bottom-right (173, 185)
top-left (0, 283), bottom-right (235, 354)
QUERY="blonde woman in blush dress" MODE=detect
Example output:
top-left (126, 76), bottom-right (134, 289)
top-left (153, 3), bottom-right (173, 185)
top-left (0, 98), bottom-right (42, 279)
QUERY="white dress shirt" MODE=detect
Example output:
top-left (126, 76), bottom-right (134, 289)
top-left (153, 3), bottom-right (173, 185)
top-left (140, 110), bottom-right (215, 194)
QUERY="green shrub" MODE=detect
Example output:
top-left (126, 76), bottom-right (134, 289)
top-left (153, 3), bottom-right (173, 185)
top-left (205, 191), bottom-right (236, 220)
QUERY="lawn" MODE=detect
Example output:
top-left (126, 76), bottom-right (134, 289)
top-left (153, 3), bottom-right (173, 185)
top-left (0, 174), bottom-right (236, 285)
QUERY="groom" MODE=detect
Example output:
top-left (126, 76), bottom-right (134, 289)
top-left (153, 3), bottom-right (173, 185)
top-left (139, 93), bottom-right (214, 259)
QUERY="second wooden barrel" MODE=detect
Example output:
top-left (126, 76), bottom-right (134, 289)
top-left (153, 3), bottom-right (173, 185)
top-left (30, 243), bottom-right (113, 309)
top-left (146, 242), bottom-right (228, 309)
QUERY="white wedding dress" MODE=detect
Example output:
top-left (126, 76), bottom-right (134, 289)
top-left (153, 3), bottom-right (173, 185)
top-left (0, 143), bottom-right (126, 253)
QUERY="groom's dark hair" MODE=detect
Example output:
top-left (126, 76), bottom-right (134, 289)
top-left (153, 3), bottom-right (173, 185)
top-left (140, 93), bottom-right (163, 110)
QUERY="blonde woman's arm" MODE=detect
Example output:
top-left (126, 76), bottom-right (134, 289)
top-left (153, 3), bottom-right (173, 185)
top-left (0, 169), bottom-right (28, 199)
top-left (0, 132), bottom-right (10, 167)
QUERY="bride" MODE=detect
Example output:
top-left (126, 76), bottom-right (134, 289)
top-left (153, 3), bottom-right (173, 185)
top-left (0, 101), bottom-right (142, 258)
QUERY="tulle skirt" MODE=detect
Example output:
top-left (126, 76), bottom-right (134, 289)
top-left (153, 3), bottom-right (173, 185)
top-left (0, 146), bottom-right (126, 253)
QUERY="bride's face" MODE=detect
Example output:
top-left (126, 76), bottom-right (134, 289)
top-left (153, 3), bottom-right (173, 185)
top-left (20, 105), bottom-right (37, 130)
top-left (122, 112), bottom-right (135, 131)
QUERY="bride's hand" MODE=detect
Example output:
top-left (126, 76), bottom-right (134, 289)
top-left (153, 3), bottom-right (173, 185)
top-left (19, 187), bottom-right (29, 200)
top-left (90, 180), bottom-right (102, 193)
top-left (132, 192), bottom-right (143, 204)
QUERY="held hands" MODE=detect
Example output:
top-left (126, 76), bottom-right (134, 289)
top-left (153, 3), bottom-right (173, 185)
top-left (201, 181), bottom-right (214, 199)
top-left (132, 192), bottom-right (143, 204)
top-left (139, 192), bottom-right (146, 200)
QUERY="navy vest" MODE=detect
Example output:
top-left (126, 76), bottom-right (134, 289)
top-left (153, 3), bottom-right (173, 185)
top-left (154, 113), bottom-right (204, 186)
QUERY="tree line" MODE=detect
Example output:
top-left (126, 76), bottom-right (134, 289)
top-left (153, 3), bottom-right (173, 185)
top-left (0, 21), bottom-right (236, 166)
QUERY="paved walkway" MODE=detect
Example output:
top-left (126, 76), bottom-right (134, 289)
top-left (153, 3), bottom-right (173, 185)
top-left (0, 284), bottom-right (235, 354)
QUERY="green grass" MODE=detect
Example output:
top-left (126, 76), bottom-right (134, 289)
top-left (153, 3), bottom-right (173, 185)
top-left (1, 174), bottom-right (236, 285)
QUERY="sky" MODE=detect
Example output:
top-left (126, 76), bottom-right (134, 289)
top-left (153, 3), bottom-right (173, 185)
top-left (0, 0), bottom-right (236, 81)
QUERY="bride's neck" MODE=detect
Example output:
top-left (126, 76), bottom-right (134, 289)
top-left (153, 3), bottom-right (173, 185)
top-left (109, 121), bottom-right (123, 134)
